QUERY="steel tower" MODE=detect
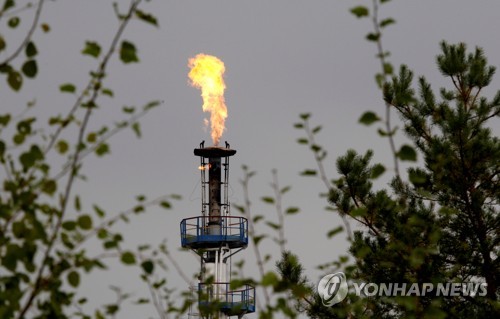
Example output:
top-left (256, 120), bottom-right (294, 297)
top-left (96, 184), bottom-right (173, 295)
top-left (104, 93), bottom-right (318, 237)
top-left (180, 142), bottom-right (255, 318)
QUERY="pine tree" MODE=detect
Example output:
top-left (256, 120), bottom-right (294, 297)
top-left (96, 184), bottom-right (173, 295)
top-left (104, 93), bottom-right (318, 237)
top-left (279, 42), bottom-right (499, 318)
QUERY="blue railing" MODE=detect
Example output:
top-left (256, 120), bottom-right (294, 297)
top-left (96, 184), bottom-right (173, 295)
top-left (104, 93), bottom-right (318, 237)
top-left (198, 282), bottom-right (255, 315)
top-left (180, 216), bottom-right (248, 248)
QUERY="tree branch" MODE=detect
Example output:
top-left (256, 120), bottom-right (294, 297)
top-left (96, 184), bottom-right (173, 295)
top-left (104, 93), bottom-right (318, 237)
top-left (303, 118), bottom-right (354, 241)
top-left (371, 0), bottom-right (400, 179)
top-left (0, 0), bottom-right (44, 66)
top-left (17, 1), bottom-right (143, 317)
top-left (271, 169), bottom-right (286, 253)
top-left (240, 167), bottom-right (269, 311)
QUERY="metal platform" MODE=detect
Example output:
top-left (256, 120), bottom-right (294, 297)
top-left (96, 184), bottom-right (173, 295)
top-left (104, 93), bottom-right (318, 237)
top-left (194, 146), bottom-right (236, 158)
top-left (198, 283), bottom-right (255, 316)
top-left (180, 216), bottom-right (248, 249)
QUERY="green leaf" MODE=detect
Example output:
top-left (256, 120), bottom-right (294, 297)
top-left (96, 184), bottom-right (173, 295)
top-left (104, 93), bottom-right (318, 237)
top-left (293, 123), bottom-right (303, 129)
top-left (122, 106), bottom-right (135, 113)
top-left (19, 145), bottom-right (43, 170)
top-left (350, 6), bottom-right (369, 18)
top-left (121, 251), bottom-right (136, 265)
top-left (78, 298), bottom-right (87, 305)
top-left (370, 164), bottom-right (386, 179)
top-left (261, 271), bottom-right (279, 287)
top-left (77, 215), bottom-right (92, 230)
top-left (135, 10), bottom-right (158, 26)
top-left (375, 73), bottom-right (385, 88)
top-left (0, 114), bottom-right (11, 126)
top-left (81, 100), bottom-right (97, 109)
top-left (0, 35), bottom-right (6, 52)
top-left (41, 23), bottom-right (50, 33)
top-left (366, 32), bottom-right (381, 42)
top-left (13, 134), bottom-right (25, 145)
top-left (359, 111), bottom-right (380, 125)
top-left (75, 196), bottom-right (81, 212)
top-left (266, 221), bottom-right (280, 230)
top-left (17, 117), bottom-right (35, 134)
top-left (299, 113), bottom-right (310, 120)
top-left (0, 141), bottom-right (5, 158)
top-left (132, 122), bottom-right (141, 138)
top-left (82, 41), bottom-right (101, 58)
top-left (312, 125), bottom-right (322, 134)
top-left (171, 194), bottom-right (182, 200)
top-left (143, 100), bottom-right (160, 110)
top-left (261, 196), bottom-right (274, 204)
top-left (160, 201), bottom-right (171, 209)
top-left (102, 88), bottom-right (114, 97)
top-left (8, 16), bottom-right (20, 28)
top-left (327, 226), bottom-right (343, 238)
top-left (0, 63), bottom-right (11, 73)
top-left (397, 144), bottom-right (417, 161)
top-left (296, 138), bottom-right (308, 145)
top-left (68, 271), bottom-right (80, 288)
top-left (62, 220), bottom-right (76, 231)
top-left (383, 62), bottom-right (393, 75)
top-left (7, 69), bottom-right (22, 91)
top-left (152, 279), bottom-right (166, 289)
top-left (286, 207), bottom-right (300, 214)
top-left (380, 18), bottom-right (396, 28)
top-left (42, 180), bottom-right (57, 195)
top-left (133, 205), bottom-right (144, 213)
top-left (300, 169), bottom-right (317, 176)
top-left (134, 298), bottom-right (149, 305)
top-left (409, 169), bottom-right (427, 185)
top-left (280, 186), bottom-right (291, 194)
top-left (25, 41), bottom-right (38, 57)
top-left (310, 144), bottom-right (322, 152)
top-left (95, 143), bottom-right (110, 156)
top-left (97, 228), bottom-right (108, 239)
top-left (141, 260), bottom-right (154, 274)
top-left (60, 83), bottom-right (76, 93)
top-left (104, 240), bottom-right (118, 249)
top-left (2, 0), bottom-right (14, 11)
top-left (56, 139), bottom-right (69, 154)
top-left (377, 128), bottom-right (388, 136)
top-left (120, 40), bottom-right (139, 63)
top-left (253, 215), bottom-right (264, 223)
top-left (87, 132), bottom-right (97, 143)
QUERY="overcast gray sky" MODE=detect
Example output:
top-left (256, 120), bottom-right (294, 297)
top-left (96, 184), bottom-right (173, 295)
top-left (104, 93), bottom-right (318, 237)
top-left (2, 0), bottom-right (500, 318)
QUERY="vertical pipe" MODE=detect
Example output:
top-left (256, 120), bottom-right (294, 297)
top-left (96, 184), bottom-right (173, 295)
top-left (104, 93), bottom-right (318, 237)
top-left (208, 157), bottom-right (222, 235)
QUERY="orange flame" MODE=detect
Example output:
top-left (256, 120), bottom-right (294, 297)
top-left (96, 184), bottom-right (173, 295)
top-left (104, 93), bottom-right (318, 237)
top-left (198, 163), bottom-right (211, 170)
top-left (188, 54), bottom-right (227, 146)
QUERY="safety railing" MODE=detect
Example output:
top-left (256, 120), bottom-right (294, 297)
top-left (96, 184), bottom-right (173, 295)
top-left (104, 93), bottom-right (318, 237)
top-left (180, 216), bottom-right (248, 249)
top-left (198, 282), bottom-right (255, 315)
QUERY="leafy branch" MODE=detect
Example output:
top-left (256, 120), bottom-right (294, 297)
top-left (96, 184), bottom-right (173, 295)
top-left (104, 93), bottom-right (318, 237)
top-left (236, 165), bottom-right (270, 312)
top-left (294, 113), bottom-right (354, 241)
top-left (352, 0), bottom-right (402, 178)
top-left (50, 100), bottom-right (161, 183)
top-left (0, 0), bottom-right (45, 66)
top-left (17, 1), bottom-right (144, 317)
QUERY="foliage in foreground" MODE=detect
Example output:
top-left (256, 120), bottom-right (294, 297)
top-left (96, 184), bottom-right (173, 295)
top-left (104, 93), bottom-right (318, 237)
top-left (0, 1), bottom-right (184, 318)
top-left (0, 0), bottom-right (498, 318)
top-left (276, 41), bottom-right (499, 319)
